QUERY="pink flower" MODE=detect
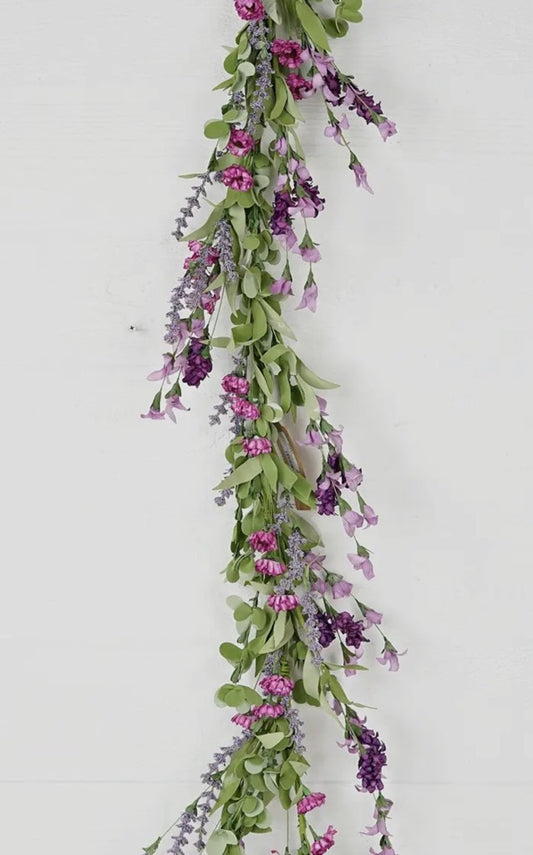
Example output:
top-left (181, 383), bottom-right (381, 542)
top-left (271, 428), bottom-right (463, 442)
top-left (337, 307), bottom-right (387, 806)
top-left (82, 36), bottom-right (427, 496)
top-left (221, 165), bottom-right (254, 191)
top-left (249, 530), bottom-right (277, 553)
top-left (286, 73), bottom-right (314, 100)
top-left (268, 594), bottom-right (299, 612)
top-left (272, 39), bottom-right (304, 69)
top-left (298, 429), bottom-right (323, 447)
top-left (348, 553), bottom-right (375, 580)
top-left (230, 397), bottom-right (261, 420)
top-left (140, 406), bottom-right (166, 420)
top-left (165, 395), bottom-right (188, 423)
top-left (311, 826), bottom-right (337, 855)
top-left (344, 467), bottom-right (363, 490)
top-left (231, 712), bottom-right (257, 729)
top-left (234, 0), bottom-right (264, 21)
top-left (350, 162), bottom-right (374, 194)
top-left (297, 792), bottom-right (326, 814)
top-left (377, 118), bottom-right (398, 141)
top-left (365, 608), bottom-right (383, 627)
top-left (271, 276), bottom-right (293, 295)
top-left (260, 675), bottom-right (294, 696)
top-left (299, 244), bottom-right (321, 263)
top-left (222, 374), bottom-right (249, 395)
top-left (228, 128), bottom-right (255, 157)
top-left (242, 436), bottom-right (273, 457)
top-left (342, 510), bottom-right (364, 537)
top-left (377, 648), bottom-right (406, 672)
top-left (252, 703), bottom-right (285, 719)
top-left (363, 504), bottom-right (379, 526)
top-left (332, 580), bottom-right (353, 600)
top-left (255, 558), bottom-right (287, 577)
top-left (297, 281), bottom-right (318, 312)
top-left (274, 136), bottom-right (288, 156)
top-left (147, 354), bottom-right (180, 382)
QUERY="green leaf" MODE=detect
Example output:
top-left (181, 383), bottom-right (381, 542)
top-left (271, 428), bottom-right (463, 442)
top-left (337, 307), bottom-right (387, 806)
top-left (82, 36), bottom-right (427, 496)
top-left (257, 731), bottom-right (285, 749)
top-left (297, 358), bottom-right (339, 389)
top-left (242, 796), bottom-right (264, 817)
top-left (270, 75), bottom-right (288, 121)
top-left (263, 0), bottom-right (281, 23)
top-left (252, 301), bottom-right (268, 341)
top-left (274, 456), bottom-right (298, 490)
top-left (273, 610), bottom-right (287, 647)
top-left (211, 336), bottom-right (231, 349)
top-left (243, 269), bottom-right (259, 298)
top-left (180, 204), bottom-right (223, 243)
top-left (258, 298), bottom-right (296, 340)
top-left (338, 3), bottom-right (363, 23)
top-left (243, 235), bottom-right (261, 250)
top-left (244, 756), bottom-right (267, 774)
top-left (235, 602), bottom-right (252, 621)
top-left (261, 454), bottom-right (278, 492)
top-left (143, 839), bottom-right (162, 855)
top-left (295, 1), bottom-right (330, 51)
top-left (323, 17), bottom-right (349, 38)
top-left (214, 457), bottom-right (262, 490)
top-left (303, 649), bottom-right (321, 700)
top-left (207, 829), bottom-right (238, 855)
top-left (238, 61), bottom-right (255, 78)
top-left (327, 673), bottom-right (352, 705)
top-left (220, 642), bottom-right (242, 665)
top-left (204, 119), bottom-right (230, 139)
top-left (262, 343), bottom-right (288, 364)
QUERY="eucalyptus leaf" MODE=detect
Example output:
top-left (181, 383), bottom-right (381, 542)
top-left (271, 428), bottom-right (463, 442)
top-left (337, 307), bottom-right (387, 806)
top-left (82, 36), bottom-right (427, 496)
top-left (204, 119), bottom-right (230, 139)
top-left (257, 731), bottom-right (285, 749)
top-left (295, 1), bottom-right (330, 51)
top-left (207, 829), bottom-right (238, 855)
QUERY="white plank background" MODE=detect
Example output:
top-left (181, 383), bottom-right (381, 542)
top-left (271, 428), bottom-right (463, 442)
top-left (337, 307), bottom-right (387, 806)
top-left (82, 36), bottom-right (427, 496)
top-left (1, 1), bottom-right (533, 853)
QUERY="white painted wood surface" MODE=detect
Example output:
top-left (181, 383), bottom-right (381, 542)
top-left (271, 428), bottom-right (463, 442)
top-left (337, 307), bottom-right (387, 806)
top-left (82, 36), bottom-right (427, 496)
top-left (1, 1), bottom-right (533, 852)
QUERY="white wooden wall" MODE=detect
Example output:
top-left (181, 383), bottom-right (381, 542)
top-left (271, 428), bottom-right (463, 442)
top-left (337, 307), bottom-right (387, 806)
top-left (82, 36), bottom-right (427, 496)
top-left (2, 1), bottom-right (532, 853)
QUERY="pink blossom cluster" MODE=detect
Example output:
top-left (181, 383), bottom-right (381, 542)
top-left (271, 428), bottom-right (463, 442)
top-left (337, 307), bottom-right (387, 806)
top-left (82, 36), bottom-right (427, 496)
top-left (222, 374), bottom-right (249, 396)
top-left (311, 826), bottom-right (337, 855)
top-left (243, 436), bottom-right (272, 457)
top-left (249, 530), bottom-right (277, 553)
top-left (255, 558), bottom-right (286, 577)
top-left (297, 792), bottom-right (326, 815)
top-left (259, 675), bottom-right (294, 697)
top-left (230, 396), bottom-right (260, 420)
top-left (271, 39), bottom-right (304, 69)
top-left (227, 128), bottom-right (255, 157)
top-left (222, 165), bottom-right (254, 192)
top-left (234, 0), bottom-right (264, 21)
top-left (267, 594), bottom-right (299, 612)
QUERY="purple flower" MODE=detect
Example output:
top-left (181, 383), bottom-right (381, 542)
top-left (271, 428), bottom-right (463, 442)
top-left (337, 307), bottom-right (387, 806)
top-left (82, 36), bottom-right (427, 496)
top-left (364, 608), bottom-right (383, 627)
top-left (332, 580), bottom-right (353, 600)
top-left (324, 114), bottom-right (349, 145)
top-left (234, 0), bottom-right (264, 21)
top-left (297, 281), bottom-right (318, 312)
top-left (377, 119), bottom-right (398, 141)
top-left (353, 717), bottom-right (388, 793)
top-left (270, 190), bottom-right (294, 237)
top-left (363, 818), bottom-right (389, 837)
top-left (221, 165), bottom-right (254, 191)
top-left (182, 338), bottom-right (212, 387)
top-left (315, 477), bottom-right (339, 516)
top-left (344, 467), bottom-right (363, 490)
top-left (306, 551), bottom-right (326, 571)
top-left (370, 847), bottom-right (396, 855)
top-left (274, 136), bottom-right (288, 156)
top-left (316, 612), bottom-right (336, 648)
top-left (299, 244), bottom-right (322, 263)
top-left (270, 276), bottom-right (293, 295)
top-left (298, 429), bottom-right (324, 447)
top-left (141, 406), bottom-right (165, 420)
top-left (335, 612), bottom-right (369, 649)
top-left (348, 553), bottom-right (375, 580)
top-left (147, 353), bottom-right (180, 382)
top-left (165, 395), bottom-right (188, 422)
top-left (363, 504), bottom-right (379, 526)
top-left (344, 83), bottom-right (383, 124)
top-left (342, 510), bottom-right (364, 536)
top-left (350, 161), bottom-right (374, 194)
top-left (227, 128), bottom-right (255, 157)
top-left (377, 648), bottom-right (406, 672)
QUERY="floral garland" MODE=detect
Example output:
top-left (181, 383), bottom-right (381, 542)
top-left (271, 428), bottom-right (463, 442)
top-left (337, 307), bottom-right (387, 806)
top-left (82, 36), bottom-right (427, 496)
top-left (142, 2), bottom-right (402, 855)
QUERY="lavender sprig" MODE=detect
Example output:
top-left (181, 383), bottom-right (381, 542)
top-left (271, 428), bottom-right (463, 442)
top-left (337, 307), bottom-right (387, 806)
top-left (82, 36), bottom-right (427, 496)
top-left (172, 172), bottom-right (213, 241)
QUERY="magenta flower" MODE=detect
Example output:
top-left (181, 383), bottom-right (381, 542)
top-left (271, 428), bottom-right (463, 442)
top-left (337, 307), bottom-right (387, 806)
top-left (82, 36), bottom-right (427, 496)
top-left (286, 73), bottom-right (314, 100)
top-left (377, 648), bottom-right (406, 672)
top-left (377, 118), bottom-right (398, 141)
top-left (332, 579), bottom-right (353, 600)
top-left (242, 436), bottom-right (273, 457)
top-left (272, 39), bottom-right (304, 69)
top-left (221, 165), bottom-right (254, 191)
top-left (147, 354), bottom-right (180, 382)
top-left (222, 374), bottom-right (249, 395)
top-left (231, 712), bottom-right (257, 729)
top-left (230, 397), bottom-right (261, 420)
top-left (363, 504), bottom-right (379, 526)
top-left (260, 675), bottom-right (294, 696)
top-left (342, 510), bottom-right (364, 537)
top-left (165, 395), bottom-right (188, 423)
top-left (350, 161), bottom-right (374, 194)
top-left (268, 594), bottom-right (299, 612)
top-left (271, 276), bottom-right (293, 295)
top-left (255, 558), bottom-right (287, 577)
top-left (141, 406), bottom-right (166, 420)
top-left (348, 553), bottom-right (375, 580)
top-left (297, 281), bottom-right (318, 312)
top-left (249, 530), bottom-right (277, 552)
top-left (297, 792), bottom-right (326, 814)
top-left (344, 466), bottom-right (363, 490)
top-left (227, 128), bottom-right (255, 157)
top-left (234, 0), bottom-right (264, 21)
top-left (311, 826), bottom-right (337, 855)
top-left (251, 703), bottom-right (285, 719)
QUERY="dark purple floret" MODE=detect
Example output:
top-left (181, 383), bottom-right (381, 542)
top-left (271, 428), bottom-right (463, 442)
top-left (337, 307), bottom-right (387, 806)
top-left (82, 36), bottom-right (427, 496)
top-left (356, 723), bottom-right (388, 793)
top-left (316, 611), bottom-right (336, 648)
top-left (346, 84), bottom-right (383, 124)
top-left (182, 338), bottom-right (213, 387)
top-left (270, 190), bottom-right (294, 236)
top-left (334, 612), bottom-right (369, 650)
top-left (324, 70), bottom-right (343, 106)
top-left (298, 177), bottom-right (325, 217)
top-left (315, 481), bottom-right (338, 516)
top-left (327, 453), bottom-right (341, 472)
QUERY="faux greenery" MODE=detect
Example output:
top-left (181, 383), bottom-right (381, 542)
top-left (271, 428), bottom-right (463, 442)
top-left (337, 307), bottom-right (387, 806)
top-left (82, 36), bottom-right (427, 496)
top-left (142, 2), bottom-right (402, 854)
